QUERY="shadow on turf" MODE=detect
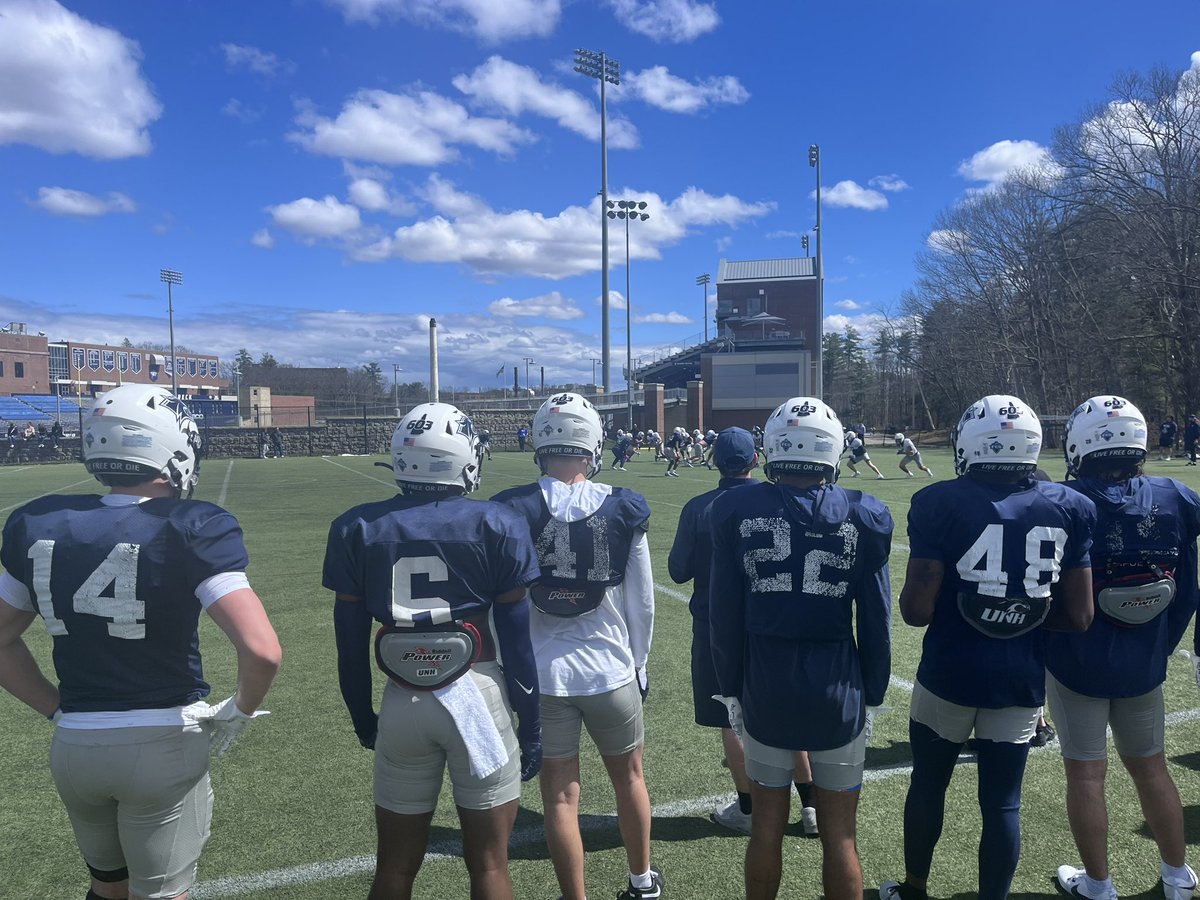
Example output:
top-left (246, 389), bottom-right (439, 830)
top-left (1136, 801), bottom-right (1200, 844)
top-left (1171, 749), bottom-right (1200, 771)
top-left (866, 739), bottom-right (912, 768)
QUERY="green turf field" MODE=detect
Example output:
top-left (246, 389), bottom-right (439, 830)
top-left (1, 448), bottom-right (1199, 899)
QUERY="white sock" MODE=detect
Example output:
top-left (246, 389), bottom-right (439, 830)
top-left (1083, 872), bottom-right (1113, 895)
top-left (1162, 860), bottom-right (1197, 887)
top-left (630, 869), bottom-right (653, 889)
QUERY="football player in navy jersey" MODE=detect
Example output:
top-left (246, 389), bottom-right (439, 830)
top-left (1046, 397), bottom-right (1200, 900)
top-left (0, 384), bottom-right (282, 900)
top-left (709, 398), bottom-right (893, 900)
top-left (492, 393), bottom-right (661, 900)
top-left (324, 402), bottom-right (542, 900)
top-left (880, 395), bottom-right (1096, 900)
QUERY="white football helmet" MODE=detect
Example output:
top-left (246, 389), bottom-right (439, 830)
top-left (952, 395), bottom-right (1042, 475)
top-left (1063, 395), bottom-right (1148, 477)
top-left (533, 392), bottom-right (604, 475)
top-left (894, 432), bottom-right (905, 445)
top-left (390, 402), bottom-right (481, 493)
top-left (84, 384), bottom-right (201, 494)
top-left (762, 397), bottom-right (844, 481)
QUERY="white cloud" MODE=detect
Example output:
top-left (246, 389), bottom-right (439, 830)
top-left (0, 0), bottom-right (161, 158)
top-left (869, 174), bottom-right (909, 192)
top-left (417, 174), bottom-right (487, 217)
top-left (636, 311), bottom-right (691, 324)
top-left (267, 195), bottom-right (362, 242)
top-left (927, 228), bottom-right (970, 254)
top-left (289, 88), bottom-right (534, 165)
top-left (957, 139), bottom-right (1053, 188)
top-left (602, 291), bottom-right (627, 311)
top-left (327, 0), bottom-right (561, 42)
top-left (221, 43), bottom-right (291, 77)
top-left (35, 187), bottom-right (136, 217)
top-left (823, 311), bottom-right (888, 336)
top-left (221, 98), bottom-right (263, 123)
top-left (820, 181), bottom-right (888, 211)
top-left (251, 228), bottom-right (275, 248)
top-left (453, 56), bottom-right (638, 149)
top-left (488, 291), bottom-right (584, 320)
top-left (766, 230), bottom-right (802, 240)
top-left (606, 0), bottom-right (719, 42)
top-left (714, 235), bottom-right (733, 251)
top-left (354, 183), bottom-right (773, 277)
top-left (835, 299), bottom-right (861, 310)
top-left (617, 66), bottom-right (748, 114)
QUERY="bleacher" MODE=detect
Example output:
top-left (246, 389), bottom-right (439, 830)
top-left (0, 397), bottom-right (50, 423)
top-left (12, 394), bottom-right (81, 424)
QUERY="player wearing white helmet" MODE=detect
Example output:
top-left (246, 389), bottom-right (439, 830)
top-left (881, 395), bottom-right (1096, 900)
top-left (325, 402), bottom-right (542, 898)
top-left (709, 398), bottom-right (893, 899)
top-left (1047, 396), bottom-right (1200, 900)
top-left (0, 384), bottom-right (282, 900)
top-left (664, 427), bottom-right (686, 477)
top-left (843, 429), bottom-right (885, 480)
top-left (894, 432), bottom-right (933, 478)
top-left (492, 393), bottom-right (661, 900)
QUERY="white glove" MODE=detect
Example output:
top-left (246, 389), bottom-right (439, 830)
top-left (712, 695), bottom-right (744, 738)
top-left (863, 706), bottom-right (883, 744)
top-left (193, 696), bottom-right (269, 757)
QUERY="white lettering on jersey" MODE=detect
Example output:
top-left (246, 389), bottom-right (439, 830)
top-left (536, 516), bottom-right (610, 582)
top-left (29, 540), bottom-right (145, 639)
top-left (391, 555), bottom-right (452, 625)
top-left (740, 517), bottom-right (792, 592)
top-left (802, 521), bottom-right (858, 598)
top-left (957, 523), bottom-right (1068, 599)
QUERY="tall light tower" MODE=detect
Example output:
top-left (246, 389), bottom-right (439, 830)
top-left (523, 356), bottom-right (536, 395)
top-left (159, 268), bottom-right (182, 396)
top-left (574, 48), bottom-right (620, 394)
top-left (808, 144), bottom-right (824, 399)
top-left (696, 273), bottom-right (711, 342)
top-left (607, 199), bottom-right (650, 430)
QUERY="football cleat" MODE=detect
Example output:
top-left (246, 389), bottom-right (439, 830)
top-left (879, 881), bottom-right (929, 900)
top-left (617, 866), bottom-right (664, 899)
top-left (1163, 862), bottom-right (1199, 900)
top-left (800, 805), bottom-right (818, 837)
top-left (710, 799), bottom-right (751, 835)
top-left (1054, 865), bottom-right (1118, 899)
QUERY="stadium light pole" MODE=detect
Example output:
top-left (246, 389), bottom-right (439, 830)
top-left (696, 273), bottom-right (711, 342)
top-left (808, 144), bottom-right (824, 399)
top-left (590, 357), bottom-right (602, 387)
top-left (608, 199), bottom-right (650, 430)
top-left (574, 48), bottom-right (620, 395)
top-left (523, 356), bottom-right (535, 394)
top-left (159, 269), bottom-right (182, 396)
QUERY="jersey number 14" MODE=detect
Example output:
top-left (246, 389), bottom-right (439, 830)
top-left (29, 540), bottom-right (145, 639)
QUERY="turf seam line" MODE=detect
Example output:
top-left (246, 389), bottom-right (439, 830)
top-left (217, 461), bottom-right (233, 508)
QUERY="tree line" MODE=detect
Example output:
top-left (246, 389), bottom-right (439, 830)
top-left (828, 60), bottom-right (1200, 429)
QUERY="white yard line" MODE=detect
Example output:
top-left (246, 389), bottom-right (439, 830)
top-left (0, 477), bottom-right (93, 515)
top-left (320, 455), bottom-right (396, 488)
top-left (655, 582), bottom-right (691, 604)
top-left (217, 461), bottom-right (234, 507)
top-left (194, 705), bottom-right (1200, 897)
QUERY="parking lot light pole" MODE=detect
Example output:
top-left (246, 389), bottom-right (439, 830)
top-left (159, 268), bottom-right (183, 396)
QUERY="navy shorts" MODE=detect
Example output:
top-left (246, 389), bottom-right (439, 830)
top-left (691, 618), bottom-right (729, 728)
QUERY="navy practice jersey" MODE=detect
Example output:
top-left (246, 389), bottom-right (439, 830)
top-left (323, 494), bottom-right (539, 627)
top-left (490, 483), bottom-right (650, 592)
top-left (708, 482), bottom-right (893, 751)
top-left (668, 476), bottom-right (757, 618)
top-left (909, 476), bottom-right (1096, 709)
top-left (1046, 476), bottom-right (1200, 698)
top-left (1, 495), bottom-right (249, 713)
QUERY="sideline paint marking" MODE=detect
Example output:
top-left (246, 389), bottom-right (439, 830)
top-left (217, 461), bottom-right (233, 507)
top-left (0, 477), bottom-right (93, 515)
top-left (193, 707), bottom-right (1200, 898)
top-left (321, 455), bottom-right (395, 488)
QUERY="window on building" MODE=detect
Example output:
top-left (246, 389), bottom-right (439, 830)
top-left (0, 362), bottom-right (4, 377)
top-left (14, 362), bottom-right (24, 379)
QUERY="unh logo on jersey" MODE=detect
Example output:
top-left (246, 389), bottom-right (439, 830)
top-left (551, 393), bottom-right (574, 405)
top-left (980, 600), bottom-right (1031, 625)
top-left (790, 401), bottom-right (817, 416)
top-left (406, 414), bottom-right (434, 434)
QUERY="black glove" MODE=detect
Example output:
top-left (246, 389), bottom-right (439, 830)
top-left (356, 711), bottom-right (379, 750)
top-left (636, 668), bottom-right (650, 703)
top-left (520, 739), bottom-right (543, 781)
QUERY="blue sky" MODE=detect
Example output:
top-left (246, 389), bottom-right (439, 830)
top-left (3, 0), bottom-right (1199, 392)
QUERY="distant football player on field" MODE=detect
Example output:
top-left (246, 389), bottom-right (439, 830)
top-left (843, 430), bottom-right (885, 480)
top-left (492, 392), bottom-right (661, 900)
top-left (324, 402), bottom-right (542, 900)
top-left (880, 395), bottom-right (1096, 900)
top-left (0, 384), bottom-right (282, 900)
top-left (709, 398), bottom-right (893, 900)
top-left (894, 432), bottom-right (934, 478)
top-left (1047, 396), bottom-right (1200, 900)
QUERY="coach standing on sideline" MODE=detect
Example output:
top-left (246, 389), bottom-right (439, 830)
top-left (670, 428), bottom-right (800, 835)
top-left (0, 384), bottom-right (282, 900)
top-left (709, 398), bottom-right (893, 900)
